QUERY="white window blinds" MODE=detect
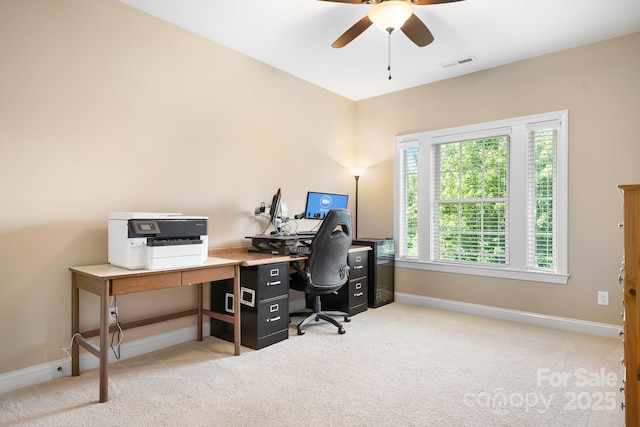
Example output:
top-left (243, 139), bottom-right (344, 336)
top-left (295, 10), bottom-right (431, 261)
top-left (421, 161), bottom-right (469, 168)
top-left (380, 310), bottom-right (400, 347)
top-left (398, 144), bottom-right (419, 258)
top-left (527, 121), bottom-right (559, 272)
top-left (431, 136), bottom-right (509, 265)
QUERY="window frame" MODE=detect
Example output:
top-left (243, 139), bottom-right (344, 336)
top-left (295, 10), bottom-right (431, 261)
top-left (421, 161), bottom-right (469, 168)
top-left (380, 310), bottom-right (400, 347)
top-left (394, 111), bottom-right (569, 285)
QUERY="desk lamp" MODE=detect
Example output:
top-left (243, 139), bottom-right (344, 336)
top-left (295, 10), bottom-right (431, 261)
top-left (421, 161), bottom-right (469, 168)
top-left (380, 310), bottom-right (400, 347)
top-left (348, 166), bottom-right (367, 238)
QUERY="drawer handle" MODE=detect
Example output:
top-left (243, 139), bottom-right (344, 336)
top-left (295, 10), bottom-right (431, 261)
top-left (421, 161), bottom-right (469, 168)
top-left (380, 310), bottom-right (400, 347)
top-left (225, 293), bottom-right (235, 314)
top-left (354, 292), bottom-right (364, 297)
top-left (266, 316), bottom-right (281, 322)
top-left (267, 280), bottom-right (282, 286)
top-left (240, 287), bottom-right (255, 308)
top-left (354, 266), bottom-right (363, 270)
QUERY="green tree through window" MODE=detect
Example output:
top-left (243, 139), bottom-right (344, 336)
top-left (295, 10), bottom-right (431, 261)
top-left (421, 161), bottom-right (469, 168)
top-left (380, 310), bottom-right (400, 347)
top-left (434, 137), bottom-right (508, 265)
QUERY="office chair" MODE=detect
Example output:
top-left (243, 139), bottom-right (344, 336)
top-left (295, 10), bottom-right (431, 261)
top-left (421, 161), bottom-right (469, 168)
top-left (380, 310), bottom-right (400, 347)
top-left (289, 208), bottom-right (353, 335)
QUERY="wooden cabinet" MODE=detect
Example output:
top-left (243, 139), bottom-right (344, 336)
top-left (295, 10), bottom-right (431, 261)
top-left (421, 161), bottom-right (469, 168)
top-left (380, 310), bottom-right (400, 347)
top-left (620, 184), bottom-right (640, 425)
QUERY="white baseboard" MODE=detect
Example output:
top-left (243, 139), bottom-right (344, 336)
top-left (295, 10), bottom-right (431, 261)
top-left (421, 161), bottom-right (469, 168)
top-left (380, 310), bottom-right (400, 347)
top-left (0, 323), bottom-right (210, 396)
top-left (395, 292), bottom-right (621, 338)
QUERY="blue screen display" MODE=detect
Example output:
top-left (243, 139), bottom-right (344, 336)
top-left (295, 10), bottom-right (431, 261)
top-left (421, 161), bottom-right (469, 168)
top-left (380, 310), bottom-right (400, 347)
top-left (304, 192), bottom-right (349, 219)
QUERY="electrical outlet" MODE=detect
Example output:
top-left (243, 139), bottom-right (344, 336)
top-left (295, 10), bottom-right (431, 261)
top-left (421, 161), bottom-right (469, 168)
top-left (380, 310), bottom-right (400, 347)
top-left (597, 291), bottom-right (609, 306)
top-left (109, 307), bottom-right (118, 324)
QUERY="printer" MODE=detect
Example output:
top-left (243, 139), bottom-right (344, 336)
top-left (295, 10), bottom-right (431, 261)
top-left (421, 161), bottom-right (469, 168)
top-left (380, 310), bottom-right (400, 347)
top-left (108, 212), bottom-right (208, 270)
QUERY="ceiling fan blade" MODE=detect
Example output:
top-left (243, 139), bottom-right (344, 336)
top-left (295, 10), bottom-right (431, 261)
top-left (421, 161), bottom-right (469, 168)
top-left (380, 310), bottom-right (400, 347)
top-left (331, 15), bottom-right (373, 48)
top-left (411, 0), bottom-right (465, 4)
top-left (401, 14), bottom-right (434, 47)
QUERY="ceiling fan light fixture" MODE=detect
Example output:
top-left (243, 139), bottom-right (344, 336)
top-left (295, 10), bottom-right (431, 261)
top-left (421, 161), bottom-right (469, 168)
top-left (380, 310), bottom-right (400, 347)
top-left (368, 1), bottom-right (413, 33)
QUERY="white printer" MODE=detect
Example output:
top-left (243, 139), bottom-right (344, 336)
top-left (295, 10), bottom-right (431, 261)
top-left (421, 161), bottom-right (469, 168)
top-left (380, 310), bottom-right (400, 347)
top-left (108, 212), bottom-right (208, 270)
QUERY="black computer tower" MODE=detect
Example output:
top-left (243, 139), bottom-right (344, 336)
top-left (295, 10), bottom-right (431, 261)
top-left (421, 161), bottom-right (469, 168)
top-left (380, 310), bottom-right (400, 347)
top-left (352, 238), bottom-right (395, 308)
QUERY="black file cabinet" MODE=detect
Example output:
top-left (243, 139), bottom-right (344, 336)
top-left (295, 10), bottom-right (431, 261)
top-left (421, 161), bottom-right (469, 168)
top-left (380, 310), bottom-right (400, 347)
top-left (353, 238), bottom-right (395, 308)
top-left (313, 250), bottom-right (368, 316)
top-left (211, 262), bottom-right (289, 350)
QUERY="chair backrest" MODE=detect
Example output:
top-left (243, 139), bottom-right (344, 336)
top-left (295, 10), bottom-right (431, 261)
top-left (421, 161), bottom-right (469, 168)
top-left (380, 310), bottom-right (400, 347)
top-left (306, 209), bottom-right (353, 290)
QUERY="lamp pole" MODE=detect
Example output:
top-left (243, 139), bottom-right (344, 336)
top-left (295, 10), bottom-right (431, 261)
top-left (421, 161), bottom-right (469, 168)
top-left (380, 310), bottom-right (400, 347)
top-left (354, 174), bottom-right (360, 238)
top-left (348, 166), bottom-right (367, 239)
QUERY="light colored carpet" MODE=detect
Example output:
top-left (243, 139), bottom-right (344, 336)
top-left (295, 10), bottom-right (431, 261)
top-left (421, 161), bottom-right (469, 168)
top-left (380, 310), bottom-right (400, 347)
top-left (0, 303), bottom-right (624, 426)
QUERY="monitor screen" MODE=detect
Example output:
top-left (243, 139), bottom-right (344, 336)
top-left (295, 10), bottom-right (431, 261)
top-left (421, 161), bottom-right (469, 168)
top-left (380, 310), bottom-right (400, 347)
top-left (304, 191), bottom-right (349, 220)
top-left (269, 188), bottom-right (281, 224)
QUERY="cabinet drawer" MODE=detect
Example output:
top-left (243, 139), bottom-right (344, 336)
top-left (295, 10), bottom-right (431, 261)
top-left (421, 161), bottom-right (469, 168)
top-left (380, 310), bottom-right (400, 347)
top-left (256, 296), bottom-right (289, 337)
top-left (111, 271), bottom-right (181, 295)
top-left (348, 252), bottom-right (367, 279)
top-left (241, 295), bottom-right (289, 339)
top-left (241, 263), bottom-right (288, 301)
top-left (349, 277), bottom-right (368, 309)
top-left (182, 265), bottom-right (235, 285)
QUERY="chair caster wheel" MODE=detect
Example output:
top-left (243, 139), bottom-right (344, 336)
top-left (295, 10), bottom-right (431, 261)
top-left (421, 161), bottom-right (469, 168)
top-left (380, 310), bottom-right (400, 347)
top-left (344, 316), bottom-right (351, 322)
top-left (297, 329), bottom-right (305, 336)
top-left (338, 327), bottom-right (346, 334)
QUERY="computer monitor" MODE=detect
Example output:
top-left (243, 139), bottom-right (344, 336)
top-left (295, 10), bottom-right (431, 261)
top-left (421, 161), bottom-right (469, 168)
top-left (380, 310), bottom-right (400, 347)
top-left (304, 191), bottom-right (349, 220)
top-left (269, 188), bottom-right (282, 228)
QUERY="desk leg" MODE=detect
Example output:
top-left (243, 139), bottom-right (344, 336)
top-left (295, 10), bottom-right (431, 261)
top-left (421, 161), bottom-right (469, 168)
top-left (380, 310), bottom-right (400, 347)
top-left (71, 274), bottom-right (80, 377)
top-left (233, 265), bottom-right (241, 356)
top-left (196, 283), bottom-right (203, 341)
top-left (99, 279), bottom-right (110, 403)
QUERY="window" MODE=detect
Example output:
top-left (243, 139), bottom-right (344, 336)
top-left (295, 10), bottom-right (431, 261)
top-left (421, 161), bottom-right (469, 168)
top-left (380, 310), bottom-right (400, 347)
top-left (394, 111), bottom-right (568, 284)
top-left (433, 135), bottom-right (509, 265)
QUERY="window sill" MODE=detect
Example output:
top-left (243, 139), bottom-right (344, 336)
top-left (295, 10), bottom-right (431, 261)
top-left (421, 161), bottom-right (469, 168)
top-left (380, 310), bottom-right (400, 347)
top-left (395, 259), bottom-right (569, 285)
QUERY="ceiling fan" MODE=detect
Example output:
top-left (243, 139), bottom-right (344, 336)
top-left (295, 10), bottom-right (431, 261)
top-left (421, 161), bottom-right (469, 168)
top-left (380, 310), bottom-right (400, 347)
top-left (320, 0), bottom-right (465, 49)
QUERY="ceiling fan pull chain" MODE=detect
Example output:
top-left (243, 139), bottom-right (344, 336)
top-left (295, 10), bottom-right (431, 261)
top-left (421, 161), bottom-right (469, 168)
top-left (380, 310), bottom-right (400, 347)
top-left (387, 29), bottom-right (392, 80)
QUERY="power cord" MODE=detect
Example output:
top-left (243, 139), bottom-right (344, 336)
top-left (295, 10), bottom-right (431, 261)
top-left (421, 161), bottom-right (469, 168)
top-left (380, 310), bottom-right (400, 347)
top-left (61, 297), bottom-right (124, 364)
top-left (110, 322), bottom-right (123, 360)
top-left (110, 296), bottom-right (123, 360)
top-left (62, 332), bottom-right (83, 362)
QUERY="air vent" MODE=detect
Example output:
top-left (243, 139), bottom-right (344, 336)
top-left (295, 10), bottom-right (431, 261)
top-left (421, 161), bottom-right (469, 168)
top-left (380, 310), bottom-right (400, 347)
top-left (441, 56), bottom-right (477, 69)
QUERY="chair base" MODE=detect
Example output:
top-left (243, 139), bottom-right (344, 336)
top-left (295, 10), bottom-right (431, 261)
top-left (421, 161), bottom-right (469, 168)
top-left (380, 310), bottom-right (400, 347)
top-left (290, 310), bottom-right (350, 335)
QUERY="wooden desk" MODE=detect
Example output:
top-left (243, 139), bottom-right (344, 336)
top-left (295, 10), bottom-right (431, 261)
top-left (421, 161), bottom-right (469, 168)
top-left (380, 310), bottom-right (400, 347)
top-left (208, 246), bottom-right (371, 349)
top-left (209, 245), bottom-right (301, 266)
top-left (69, 257), bottom-right (242, 403)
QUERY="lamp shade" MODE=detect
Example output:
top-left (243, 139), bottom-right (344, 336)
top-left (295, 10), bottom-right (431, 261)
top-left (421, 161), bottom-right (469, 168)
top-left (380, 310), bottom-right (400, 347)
top-left (368, 1), bottom-right (413, 33)
top-left (348, 166), bottom-right (367, 177)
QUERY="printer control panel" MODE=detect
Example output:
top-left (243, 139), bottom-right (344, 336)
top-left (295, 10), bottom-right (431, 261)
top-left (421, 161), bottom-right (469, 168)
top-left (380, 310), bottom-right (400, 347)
top-left (129, 220), bottom-right (160, 236)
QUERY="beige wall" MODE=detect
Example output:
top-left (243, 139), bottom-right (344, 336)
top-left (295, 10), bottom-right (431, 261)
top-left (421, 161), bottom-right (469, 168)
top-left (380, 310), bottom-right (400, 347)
top-left (0, 0), bottom-right (638, 376)
top-left (0, 0), bottom-right (355, 374)
top-left (355, 32), bottom-right (640, 326)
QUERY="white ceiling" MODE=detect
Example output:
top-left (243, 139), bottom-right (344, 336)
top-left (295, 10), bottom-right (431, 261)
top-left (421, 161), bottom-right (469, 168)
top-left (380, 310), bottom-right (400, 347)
top-left (121, 0), bottom-right (640, 101)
